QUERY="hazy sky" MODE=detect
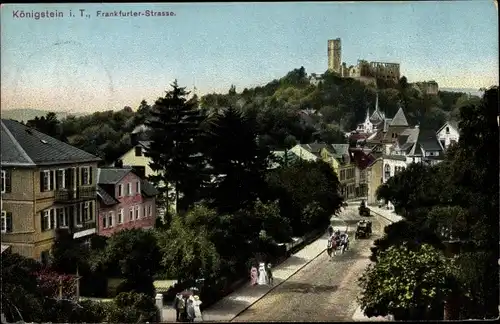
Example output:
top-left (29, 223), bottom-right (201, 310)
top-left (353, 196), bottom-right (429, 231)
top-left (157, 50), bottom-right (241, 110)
top-left (1, 1), bottom-right (498, 113)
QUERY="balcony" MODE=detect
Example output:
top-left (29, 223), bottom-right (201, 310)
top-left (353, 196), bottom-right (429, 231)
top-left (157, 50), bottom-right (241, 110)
top-left (54, 187), bottom-right (97, 203)
top-left (72, 221), bottom-right (96, 239)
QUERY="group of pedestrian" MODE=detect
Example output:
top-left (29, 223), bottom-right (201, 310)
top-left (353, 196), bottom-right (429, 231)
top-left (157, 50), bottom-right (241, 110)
top-left (173, 289), bottom-right (203, 322)
top-left (250, 261), bottom-right (273, 286)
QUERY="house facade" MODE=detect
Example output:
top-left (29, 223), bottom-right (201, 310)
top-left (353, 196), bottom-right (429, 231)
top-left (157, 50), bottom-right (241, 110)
top-left (436, 121), bottom-right (460, 150)
top-left (1, 119), bottom-right (100, 263)
top-left (366, 158), bottom-right (384, 205)
top-left (117, 139), bottom-right (175, 215)
top-left (289, 143), bottom-right (357, 200)
top-left (96, 168), bottom-right (158, 237)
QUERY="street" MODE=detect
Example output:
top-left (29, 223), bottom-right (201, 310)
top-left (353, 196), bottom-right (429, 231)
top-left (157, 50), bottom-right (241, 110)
top-left (232, 205), bottom-right (392, 322)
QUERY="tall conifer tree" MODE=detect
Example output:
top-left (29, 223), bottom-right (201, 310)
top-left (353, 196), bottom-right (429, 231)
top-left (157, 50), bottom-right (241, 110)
top-left (145, 80), bottom-right (207, 214)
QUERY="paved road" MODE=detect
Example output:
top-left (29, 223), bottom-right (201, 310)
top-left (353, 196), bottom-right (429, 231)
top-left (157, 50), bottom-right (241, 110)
top-left (232, 206), bottom-right (391, 322)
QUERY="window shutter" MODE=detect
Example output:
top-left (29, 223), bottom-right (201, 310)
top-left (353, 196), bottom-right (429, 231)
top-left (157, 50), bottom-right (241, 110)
top-left (76, 204), bottom-right (81, 224)
top-left (77, 167), bottom-right (81, 186)
top-left (55, 170), bottom-right (60, 190)
top-left (40, 171), bottom-right (44, 192)
top-left (50, 209), bottom-right (55, 229)
top-left (57, 209), bottom-right (62, 228)
top-left (6, 212), bottom-right (12, 232)
top-left (50, 171), bottom-right (55, 191)
top-left (65, 168), bottom-right (71, 188)
top-left (41, 211), bottom-right (46, 231)
top-left (5, 170), bottom-right (11, 193)
top-left (89, 167), bottom-right (93, 185)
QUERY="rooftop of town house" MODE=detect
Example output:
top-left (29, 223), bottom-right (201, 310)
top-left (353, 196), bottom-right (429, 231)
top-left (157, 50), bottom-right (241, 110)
top-left (1, 119), bottom-right (101, 167)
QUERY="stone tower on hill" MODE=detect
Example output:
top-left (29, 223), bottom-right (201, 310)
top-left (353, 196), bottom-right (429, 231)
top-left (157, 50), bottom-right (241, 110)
top-left (328, 38), bottom-right (342, 74)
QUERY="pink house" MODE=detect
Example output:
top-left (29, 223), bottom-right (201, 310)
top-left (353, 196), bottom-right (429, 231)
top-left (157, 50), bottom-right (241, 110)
top-left (96, 167), bottom-right (158, 237)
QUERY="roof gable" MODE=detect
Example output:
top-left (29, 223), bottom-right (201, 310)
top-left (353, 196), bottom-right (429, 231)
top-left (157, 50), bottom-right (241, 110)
top-left (390, 108), bottom-right (409, 127)
top-left (98, 167), bottom-right (134, 184)
top-left (1, 119), bottom-right (101, 166)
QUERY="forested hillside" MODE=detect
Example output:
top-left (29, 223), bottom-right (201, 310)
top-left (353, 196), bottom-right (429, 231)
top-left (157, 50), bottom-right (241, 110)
top-left (17, 67), bottom-right (478, 164)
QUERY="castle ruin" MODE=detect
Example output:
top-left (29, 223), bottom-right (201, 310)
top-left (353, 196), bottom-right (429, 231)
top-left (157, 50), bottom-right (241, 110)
top-left (327, 38), bottom-right (401, 85)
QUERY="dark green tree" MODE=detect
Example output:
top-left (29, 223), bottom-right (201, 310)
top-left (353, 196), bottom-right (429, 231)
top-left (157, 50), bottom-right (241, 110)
top-left (202, 106), bottom-right (273, 213)
top-left (144, 80), bottom-right (208, 213)
top-left (95, 229), bottom-right (161, 297)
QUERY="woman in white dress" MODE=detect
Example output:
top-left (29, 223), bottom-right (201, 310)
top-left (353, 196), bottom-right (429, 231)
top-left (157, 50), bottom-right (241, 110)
top-left (190, 295), bottom-right (203, 322)
top-left (257, 262), bottom-right (268, 285)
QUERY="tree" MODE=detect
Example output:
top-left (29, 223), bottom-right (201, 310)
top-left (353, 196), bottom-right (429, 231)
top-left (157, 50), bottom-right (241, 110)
top-left (96, 229), bottom-right (161, 297)
top-left (1, 251), bottom-right (44, 323)
top-left (265, 160), bottom-right (343, 235)
top-left (358, 244), bottom-right (455, 320)
top-left (50, 229), bottom-right (88, 274)
top-left (157, 207), bottom-right (221, 282)
top-left (145, 80), bottom-right (208, 213)
top-left (202, 106), bottom-right (273, 213)
top-left (106, 292), bottom-right (158, 323)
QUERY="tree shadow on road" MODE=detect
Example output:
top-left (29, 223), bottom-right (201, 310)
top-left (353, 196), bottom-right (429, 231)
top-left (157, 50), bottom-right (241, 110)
top-left (278, 281), bottom-right (339, 294)
top-left (276, 255), bottom-right (308, 271)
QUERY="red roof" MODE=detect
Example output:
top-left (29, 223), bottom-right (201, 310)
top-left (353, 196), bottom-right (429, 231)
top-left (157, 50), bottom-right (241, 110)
top-left (349, 149), bottom-right (376, 170)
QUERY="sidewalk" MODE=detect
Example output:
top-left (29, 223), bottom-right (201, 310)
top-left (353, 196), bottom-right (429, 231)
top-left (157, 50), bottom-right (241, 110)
top-left (368, 206), bottom-right (403, 223)
top-left (200, 233), bottom-right (329, 322)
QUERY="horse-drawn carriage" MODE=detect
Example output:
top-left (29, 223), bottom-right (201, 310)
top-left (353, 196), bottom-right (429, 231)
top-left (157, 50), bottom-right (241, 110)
top-left (358, 199), bottom-right (371, 217)
top-left (355, 220), bottom-right (372, 239)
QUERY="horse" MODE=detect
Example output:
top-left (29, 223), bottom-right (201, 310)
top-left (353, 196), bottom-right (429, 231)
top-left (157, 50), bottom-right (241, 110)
top-left (327, 235), bottom-right (339, 259)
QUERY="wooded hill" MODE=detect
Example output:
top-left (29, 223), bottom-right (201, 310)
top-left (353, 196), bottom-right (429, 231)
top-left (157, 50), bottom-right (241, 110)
top-left (16, 67), bottom-right (480, 164)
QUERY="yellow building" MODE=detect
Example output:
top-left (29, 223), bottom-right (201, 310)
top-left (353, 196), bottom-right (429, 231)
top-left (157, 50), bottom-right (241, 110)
top-left (289, 144), bottom-right (357, 200)
top-left (117, 141), bottom-right (176, 213)
top-left (1, 119), bottom-right (100, 262)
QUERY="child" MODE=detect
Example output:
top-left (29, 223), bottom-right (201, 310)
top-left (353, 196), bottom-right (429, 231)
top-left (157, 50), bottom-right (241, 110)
top-left (266, 263), bottom-right (273, 285)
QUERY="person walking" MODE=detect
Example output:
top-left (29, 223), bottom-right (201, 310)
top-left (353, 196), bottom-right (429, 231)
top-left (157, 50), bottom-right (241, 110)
top-left (192, 294), bottom-right (203, 322)
top-left (266, 263), bottom-right (273, 285)
top-left (173, 293), bottom-right (183, 322)
top-left (186, 297), bottom-right (196, 322)
top-left (250, 265), bottom-right (258, 285)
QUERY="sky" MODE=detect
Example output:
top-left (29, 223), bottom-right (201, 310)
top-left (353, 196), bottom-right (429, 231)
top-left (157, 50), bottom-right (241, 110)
top-left (1, 1), bottom-right (498, 113)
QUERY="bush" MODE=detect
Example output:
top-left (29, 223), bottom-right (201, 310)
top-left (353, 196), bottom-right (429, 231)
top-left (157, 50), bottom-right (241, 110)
top-left (106, 292), bottom-right (158, 323)
top-left (116, 276), bottom-right (156, 297)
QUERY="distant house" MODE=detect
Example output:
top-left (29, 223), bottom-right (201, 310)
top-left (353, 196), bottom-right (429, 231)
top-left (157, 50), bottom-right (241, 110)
top-left (1, 119), bottom-right (101, 263)
top-left (349, 148), bottom-right (376, 197)
top-left (289, 143), bottom-right (357, 199)
top-left (116, 138), bottom-right (175, 215)
top-left (96, 167), bottom-right (158, 237)
top-left (366, 158), bottom-right (384, 205)
top-left (436, 121), bottom-right (460, 150)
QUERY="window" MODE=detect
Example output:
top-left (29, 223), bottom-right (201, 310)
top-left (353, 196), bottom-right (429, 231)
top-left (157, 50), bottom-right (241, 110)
top-left (83, 202), bottom-right (91, 221)
top-left (42, 170), bottom-right (51, 192)
top-left (57, 208), bottom-right (68, 228)
top-left (102, 214), bottom-right (107, 228)
top-left (135, 146), bottom-right (142, 157)
top-left (42, 209), bottom-right (55, 231)
top-left (135, 206), bottom-right (140, 219)
top-left (118, 184), bottom-right (123, 197)
top-left (1, 211), bottom-right (12, 233)
top-left (56, 169), bottom-right (66, 189)
top-left (148, 205), bottom-right (152, 217)
top-left (440, 140), bottom-right (446, 148)
top-left (127, 183), bottom-right (132, 196)
top-left (144, 206), bottom-right (147, 218)
top-left (136, 181), bottom-right (141, 194)
top-left (108, 211), bottom-right (114, 227)
top-left (75, 204), bottom-right (83, 226)
top-left (1, 170), bottom-right (5, 193)
top-left (129, 208), bottom-right (134, 221)
top-left (118, 209), bottom-right (123, 224)
top-left (81, 167), bottom-right (91, 185)
top-left (384, 164), bottom-right (391, 180)
top-left (445, 127), bottom-right (450, 134)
